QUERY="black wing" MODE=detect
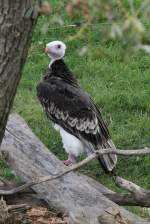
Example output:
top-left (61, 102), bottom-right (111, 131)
top-left (37, 77), bottom-right (110, 149)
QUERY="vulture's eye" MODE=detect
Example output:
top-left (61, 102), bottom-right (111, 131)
top-left (57, 44), bottom-right (61, 49)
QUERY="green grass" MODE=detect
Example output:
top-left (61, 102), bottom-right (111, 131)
top-left (1, 0), bottom-right (150, 218)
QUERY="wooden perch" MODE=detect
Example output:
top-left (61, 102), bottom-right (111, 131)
top-left (0, 149), bottom-right (150, 207)
top-left (1, 113), bottom-right (150, 224)
top-left (115, 176), bottom-right (150, 207)
top-left (0, 136), bottom-right (150, 208)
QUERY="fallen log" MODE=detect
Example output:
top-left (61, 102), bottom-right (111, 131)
top-left (1, 113), bottom-right (150, 224)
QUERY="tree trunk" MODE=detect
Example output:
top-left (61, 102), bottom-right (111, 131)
top-left (0, 0), bottom-right (37, 144)
top-left (1, 113), bottom-right (149, 224)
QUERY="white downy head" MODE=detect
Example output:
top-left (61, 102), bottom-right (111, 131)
top-left (45, 40), bottom-right (66, 66)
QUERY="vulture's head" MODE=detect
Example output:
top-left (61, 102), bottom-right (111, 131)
top-left (45, 40), bottom-right (66, 60)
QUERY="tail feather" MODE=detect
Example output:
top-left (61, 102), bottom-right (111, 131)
top-left (98, 139), bottom-right (117, 173)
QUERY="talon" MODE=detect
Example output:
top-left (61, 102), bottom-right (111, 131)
top-left (63, 159), bottom-right (72, 166)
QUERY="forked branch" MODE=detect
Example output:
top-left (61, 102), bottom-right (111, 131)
top-left (0, 147), bottom-right (150, 208)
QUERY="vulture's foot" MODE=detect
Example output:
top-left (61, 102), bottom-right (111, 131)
top-left (63, 154), bottom-right (77, 166)
top-left (63, 159), bottom-right (72, 166)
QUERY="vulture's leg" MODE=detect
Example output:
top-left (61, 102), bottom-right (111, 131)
top-left (63, 154), bottom-right (77, 166)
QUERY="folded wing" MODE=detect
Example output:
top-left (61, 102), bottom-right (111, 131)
top-left (37, 78), bottom-right (117, 172)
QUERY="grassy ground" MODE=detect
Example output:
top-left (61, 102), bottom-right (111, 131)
top-left (1, 0), bottom-right (150, 218)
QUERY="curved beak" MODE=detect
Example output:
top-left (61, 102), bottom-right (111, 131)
top-left (44, 47), bottom-right (50, 54)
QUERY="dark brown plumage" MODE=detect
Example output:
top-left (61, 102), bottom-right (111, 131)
top-left (37, 59), bottom-right (117, 172)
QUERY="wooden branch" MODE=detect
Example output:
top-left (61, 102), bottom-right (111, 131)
top-left (17, 190), bottom-right (150, 207)
top-left (98, 148), bottom-right (150, 156)
top-left (1, 153), bottom-right (150, 207)
top-left (1, 113), bottom-right (149, 224)
top-left (103, 192), bottom-right (150, 207)
top-left (8, 204), bottom-right (31, 212)
top-left (0, 155), bottom-right (96, 195)
top-left (115, 176), bottom-right (146, 194)
top-left (5, 128), bottom-right (150, 157)
top-left (1, 181), bottom-right (150, 207)
top-left (115, 176), bottom-right (150, 206)
top-left (0, 146), bottom-right (149, 196)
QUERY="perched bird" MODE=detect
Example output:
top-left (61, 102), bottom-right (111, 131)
top-left (37, 40), bottom-right (117, 173)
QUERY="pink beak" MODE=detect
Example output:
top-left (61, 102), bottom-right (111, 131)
top-left (44, 47), bottom-right (50, 54)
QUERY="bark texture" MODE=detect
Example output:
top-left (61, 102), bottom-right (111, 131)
top-left (0, 0), bottom-right (37, 144)
top-left (1, 113), bottom-right (150, 224)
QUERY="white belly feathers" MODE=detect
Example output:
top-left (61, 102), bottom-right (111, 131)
top-left (54, 124), bottom-right (84, 157)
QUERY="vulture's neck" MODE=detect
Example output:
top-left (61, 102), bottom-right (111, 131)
top-left (44, 59), bottom-right (78, 86)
